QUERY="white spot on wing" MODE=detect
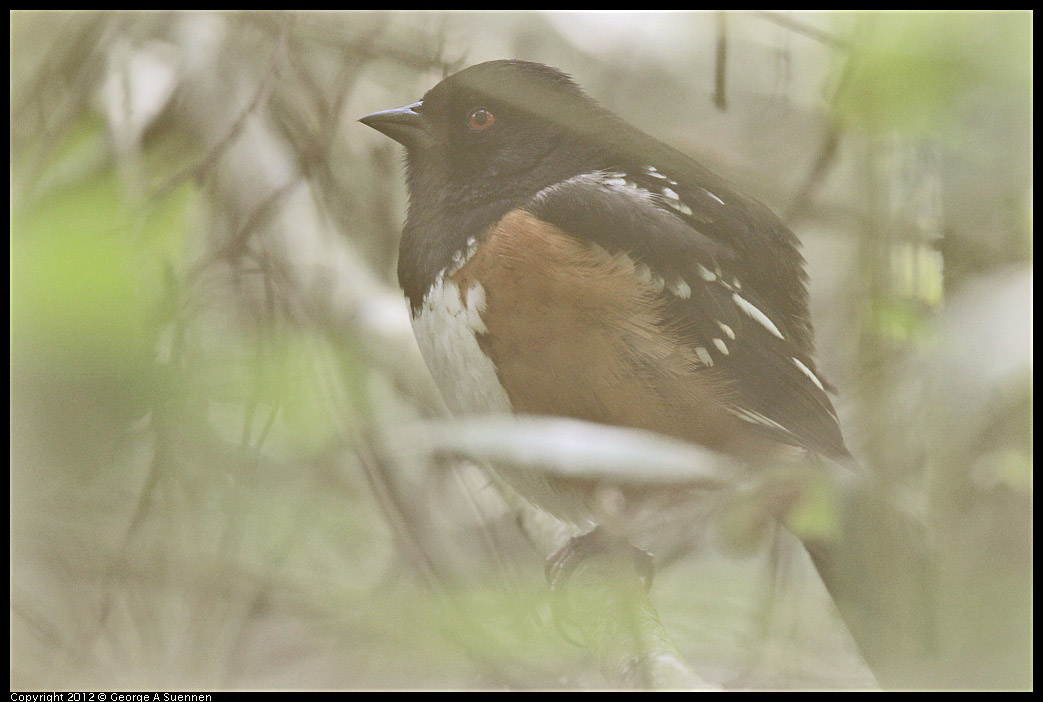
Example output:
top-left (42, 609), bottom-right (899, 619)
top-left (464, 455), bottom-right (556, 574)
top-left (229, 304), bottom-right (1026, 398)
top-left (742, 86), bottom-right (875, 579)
top-left (704, 189), bottom-right (725, 206)
top-left (697, 264), bottom-right (717, 282)
top-left (667, 276), bottom-right (691, 299)
top-left (695, 346), bottom-right (714, 367)
top-left (657, 187), bottom-right (694, 216)
top-left (792, 357), bottom-right (826, 392)
top-left (644, 165), bottom-right (678, 183)
top-left (732, 293), bottom-right (785, 340)
top-left (532, 171), bottom-right (657, 210)
top-left (716, 321), bottom-right (735, 340)
top-left (730, 407), bottom-right (792, 435)
top-left (712, 338), bottom-right (729, 355)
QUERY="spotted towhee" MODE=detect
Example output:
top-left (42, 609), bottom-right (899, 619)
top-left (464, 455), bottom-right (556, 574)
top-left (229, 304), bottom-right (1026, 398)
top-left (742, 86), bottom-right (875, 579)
top-left (361, 59), bottom-right (848, 528)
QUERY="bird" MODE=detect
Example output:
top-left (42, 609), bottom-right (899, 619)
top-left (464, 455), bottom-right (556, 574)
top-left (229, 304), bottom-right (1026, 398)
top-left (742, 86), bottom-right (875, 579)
top-left (359, 59), bottom-right (848, 561)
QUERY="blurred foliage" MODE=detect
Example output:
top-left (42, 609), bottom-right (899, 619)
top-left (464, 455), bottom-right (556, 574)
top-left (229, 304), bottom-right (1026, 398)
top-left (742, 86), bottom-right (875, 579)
top-left (10, 10), bottom-right (1031, 690)
top-left (832, 12), bottom-right (1031, 135)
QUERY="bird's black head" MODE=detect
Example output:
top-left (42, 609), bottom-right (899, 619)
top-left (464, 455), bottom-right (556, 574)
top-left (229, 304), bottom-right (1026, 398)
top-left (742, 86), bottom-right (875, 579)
top-left (361, 60), bottom-right (616, 220)
top-left (361, 61), bottom-right (622, 304)
top-left (360, 60), bottom-right (808, 340)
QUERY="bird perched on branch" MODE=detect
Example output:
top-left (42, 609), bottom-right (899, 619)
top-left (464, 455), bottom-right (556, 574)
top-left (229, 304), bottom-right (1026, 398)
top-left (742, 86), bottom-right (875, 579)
top-left (360, 58), bottom-right (848, 571)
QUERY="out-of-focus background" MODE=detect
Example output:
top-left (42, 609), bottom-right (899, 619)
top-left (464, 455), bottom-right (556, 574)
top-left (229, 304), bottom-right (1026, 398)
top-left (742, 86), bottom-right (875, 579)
top-left (10, 11), bottom-right (1031, 690)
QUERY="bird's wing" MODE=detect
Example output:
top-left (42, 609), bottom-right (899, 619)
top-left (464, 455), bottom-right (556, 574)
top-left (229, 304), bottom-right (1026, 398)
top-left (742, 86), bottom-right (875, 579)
top-left (523, 170), bottom-right (848, 458)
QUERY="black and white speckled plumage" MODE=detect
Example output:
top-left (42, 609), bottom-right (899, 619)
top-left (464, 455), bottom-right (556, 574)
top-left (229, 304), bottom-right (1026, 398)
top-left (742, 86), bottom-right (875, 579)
top-left (361, 59), bottom-right (847, 460)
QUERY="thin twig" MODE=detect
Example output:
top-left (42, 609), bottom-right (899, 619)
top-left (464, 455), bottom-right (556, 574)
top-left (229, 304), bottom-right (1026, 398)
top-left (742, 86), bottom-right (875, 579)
top-left (714, 11), bottom-right (729, 111)
top-left (752, 11), bottom-right (850, 50)
top-left (151, 14), bottom-right (294, 200)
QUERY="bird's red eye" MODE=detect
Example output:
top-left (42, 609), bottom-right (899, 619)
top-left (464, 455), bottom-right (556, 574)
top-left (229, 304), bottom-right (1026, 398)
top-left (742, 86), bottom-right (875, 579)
top-left (467, 108), bottom-right (495, 130)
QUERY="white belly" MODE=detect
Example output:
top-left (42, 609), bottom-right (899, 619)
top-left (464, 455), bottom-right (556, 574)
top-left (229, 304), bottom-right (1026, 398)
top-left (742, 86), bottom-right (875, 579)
top-left (409, 269), bottom-right (595, 527)
top-left (410, 275), bottom-right (513, 415)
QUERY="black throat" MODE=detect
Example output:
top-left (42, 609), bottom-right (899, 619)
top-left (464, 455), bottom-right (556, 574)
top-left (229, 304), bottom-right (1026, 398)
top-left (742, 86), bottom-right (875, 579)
top-left (397, 139), bottom-right (606, 315)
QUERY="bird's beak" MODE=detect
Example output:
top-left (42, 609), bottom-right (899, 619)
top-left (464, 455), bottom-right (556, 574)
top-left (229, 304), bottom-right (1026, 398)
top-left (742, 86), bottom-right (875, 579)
top-left (358, 101), bottom-right (432, 150)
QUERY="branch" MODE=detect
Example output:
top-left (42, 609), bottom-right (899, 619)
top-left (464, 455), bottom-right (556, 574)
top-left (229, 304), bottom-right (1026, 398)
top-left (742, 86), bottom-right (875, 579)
top-left (384, 416), bottom-right (735, 689)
